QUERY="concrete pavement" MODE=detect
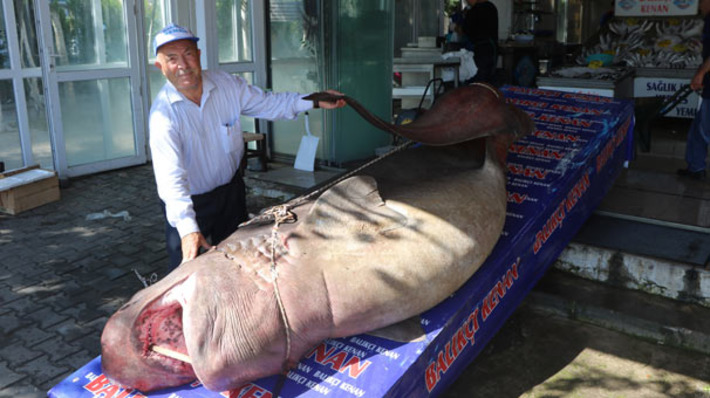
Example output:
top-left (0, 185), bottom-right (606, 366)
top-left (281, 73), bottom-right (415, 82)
top-left (1, 165), bottom-right (169, 396)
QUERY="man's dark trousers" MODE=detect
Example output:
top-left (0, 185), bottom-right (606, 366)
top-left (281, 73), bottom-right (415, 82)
top-left (162, 173), bottom-right (248, 271)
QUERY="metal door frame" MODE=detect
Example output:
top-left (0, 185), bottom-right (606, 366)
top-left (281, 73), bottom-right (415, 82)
top-left (35, 0), bottom-right (147, 179)
top-left (0, 0), bottom-right (45, 169)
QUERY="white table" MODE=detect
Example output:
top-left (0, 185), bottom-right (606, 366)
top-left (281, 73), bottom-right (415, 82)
top-left (393, 57), bottom-right (461, 105)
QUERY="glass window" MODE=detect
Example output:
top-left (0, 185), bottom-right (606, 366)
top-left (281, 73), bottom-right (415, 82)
top-left (4, 5), bottom-right (51, 171)
top-left (49, 1), bottom-right (128, 68)
top-left (15, 0), bottom-right (40, 69)
top-left (0, 79), bottom-right (22, 170)
top-left (0, 5), bottom-right (9, 69)
top-left (60, 78), bottom-right (136, 167)
top-left (232, 72), bottom-right (256, 133)
top-left (270, 0), bottom-right (322, 158)
top-left (331, 1), bottom-right (393, 162)
top-left (419, 0), bottom-right (440, 37)
top-left (145, 0), bottom-right (168, 63)
top-left (145, 0), bottom-right (169, 107)
top-left (394, 0), bottom-right (415, 57)
top-left (102, 1), bottom-right (128, 64)
top-left (25, 78), bottom-right (51, 169)
top-left (218, 0), bottom-right (253, 63)
top-left (147, 66), bottom-right (166, 102)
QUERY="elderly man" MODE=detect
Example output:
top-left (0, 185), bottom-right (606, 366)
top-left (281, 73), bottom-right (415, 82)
top-left (149, 23), bottom-right (345, 271)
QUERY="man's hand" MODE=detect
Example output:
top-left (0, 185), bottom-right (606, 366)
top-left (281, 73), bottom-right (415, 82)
top-left (691, 58), bottom-right (710, 91)
top-left (317, 89), bottom-right (347, 109)
top-left (691, 72), bottom-right (705, 91)
top-left (181, 232), bottom-right (214, 263)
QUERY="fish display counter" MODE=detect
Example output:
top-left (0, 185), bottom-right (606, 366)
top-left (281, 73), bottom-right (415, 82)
top-left (537, 15), bottom-right (703, 108)
top-left (536, 66), bottom-right (635, 98)
top-left (48, 86), bottom-right (634, 398)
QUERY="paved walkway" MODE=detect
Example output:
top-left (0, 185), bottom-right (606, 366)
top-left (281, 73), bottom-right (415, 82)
top-left (1, 165), bottom-right (170, 397)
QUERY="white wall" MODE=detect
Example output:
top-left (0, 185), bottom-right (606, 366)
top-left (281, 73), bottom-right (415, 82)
top-left (490, 0), bottom-right (513, 40)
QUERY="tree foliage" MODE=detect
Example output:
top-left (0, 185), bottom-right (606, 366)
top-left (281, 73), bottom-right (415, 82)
top-left (49, 0), bottom-right (126, 64)
top-left (445, 0), bottom-right (462, 16)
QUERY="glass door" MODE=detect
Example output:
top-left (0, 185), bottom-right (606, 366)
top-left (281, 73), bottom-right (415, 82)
top-left (214, 0), bottom-right (266, 134)
top-left (269, 0), bottom-right (326, 162)
top-left (36, 0), bottom-right (146, 178)
top-left (0, 0), bottom-right (53, 172)
top-left (197, 0), bottom-right (266, 133)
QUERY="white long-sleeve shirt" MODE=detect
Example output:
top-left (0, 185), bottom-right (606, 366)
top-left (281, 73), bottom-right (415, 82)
top-left (149, 70), bottom-right (313, 238)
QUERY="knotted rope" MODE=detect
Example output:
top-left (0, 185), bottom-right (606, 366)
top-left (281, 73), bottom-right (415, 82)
top-left (267, 204), bottom-right (297, 375)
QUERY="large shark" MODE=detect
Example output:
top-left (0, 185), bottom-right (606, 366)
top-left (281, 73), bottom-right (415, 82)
top-left (100, 83), bottom-right (533, 392)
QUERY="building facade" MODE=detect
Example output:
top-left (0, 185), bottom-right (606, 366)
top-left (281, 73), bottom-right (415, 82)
top-left (0, 0), bottom-right (399, 179)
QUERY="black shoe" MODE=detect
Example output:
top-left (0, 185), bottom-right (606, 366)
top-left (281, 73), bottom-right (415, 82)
top-left (677, 168), bottom-right (706, 180)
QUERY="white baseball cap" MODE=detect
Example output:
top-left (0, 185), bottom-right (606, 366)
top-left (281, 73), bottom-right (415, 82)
top-left (153, 23), bottom-right (199, 55)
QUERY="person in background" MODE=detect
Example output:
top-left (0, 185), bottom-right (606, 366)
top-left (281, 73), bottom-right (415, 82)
top-left (150, 23), bottom-right (346, 271)
top-left (678, 0), bottom-right (710, 180)
top-left (600, 0), bottom-right (615, 27)
top-left (444, 10), bottom-right (468, 52)
top-left (462, 0), bottom-right (499, 84)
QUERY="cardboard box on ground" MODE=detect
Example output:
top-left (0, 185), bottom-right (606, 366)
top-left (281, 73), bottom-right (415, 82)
top-left (0, 165), bottom-right (60, 215)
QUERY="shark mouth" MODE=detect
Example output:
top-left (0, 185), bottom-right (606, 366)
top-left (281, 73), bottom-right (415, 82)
top-left (134, 280), bottom-right (196, 377)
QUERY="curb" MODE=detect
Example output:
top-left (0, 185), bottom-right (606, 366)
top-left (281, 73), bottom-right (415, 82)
top-left (527, 289), bottom-right (710, 355)
top-left (555, 242), bottom-right (710, 308)
top-left (528, 261), bottom-right (710, 356)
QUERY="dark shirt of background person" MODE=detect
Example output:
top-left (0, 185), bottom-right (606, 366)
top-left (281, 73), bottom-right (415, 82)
top-left (463, 1), bottom-right (498, 45)
top-left (702, 13), bottom-right (710, 99)
top-left (463, 0), bottom-right (499, 84)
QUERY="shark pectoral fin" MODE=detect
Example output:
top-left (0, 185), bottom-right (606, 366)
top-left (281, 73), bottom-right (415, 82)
top-left (365, 316), bottom-right (426, 343)
top-left (302, 92), bottom-right (346, 103)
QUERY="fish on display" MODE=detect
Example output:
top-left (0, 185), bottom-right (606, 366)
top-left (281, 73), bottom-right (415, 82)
top-left (100, 83), bottom-right (534, 392)
top-left (580, 17), bottom-right (704, 69)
